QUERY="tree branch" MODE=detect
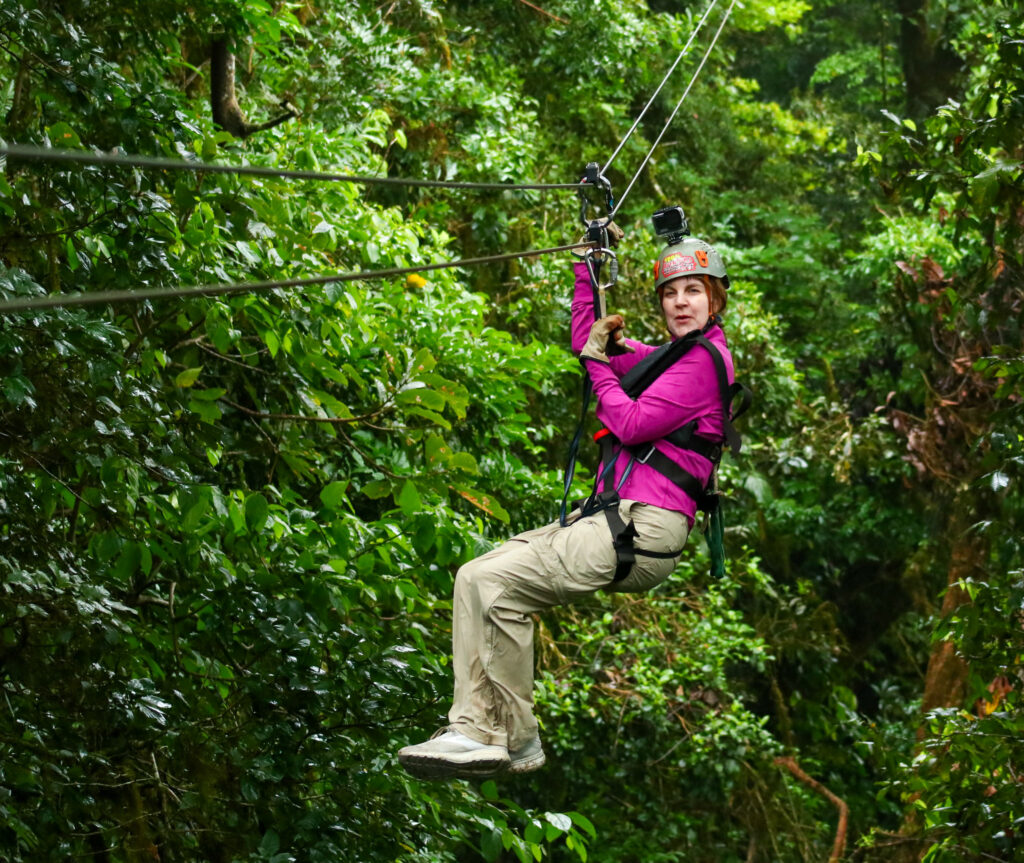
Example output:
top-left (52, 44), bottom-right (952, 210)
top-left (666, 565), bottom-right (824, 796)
top-left (515, 0), bottom-right (568, 24)
top-left (774, 755), bottom-right (849, 863)
top-left (210, 37), bottom-right (298, 139)
top-left (219, 397), bottom-right (393, 425)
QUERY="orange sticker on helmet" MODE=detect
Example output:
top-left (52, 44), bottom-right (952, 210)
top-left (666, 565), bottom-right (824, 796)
top-left (695, 249), bottom-right (709, 268)
top-left (653, 260), bottom-right (660, 280)
top-left (661, 253), bottom-right (696, 278)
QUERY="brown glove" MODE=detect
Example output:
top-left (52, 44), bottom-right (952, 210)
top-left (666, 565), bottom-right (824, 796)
top-left (580, 314), bottom-right (635, 364)
top-left (577, 221), bottom-right (624, 252)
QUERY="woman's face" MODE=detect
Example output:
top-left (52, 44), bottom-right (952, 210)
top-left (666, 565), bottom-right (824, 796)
top-left (661, 276), bottom-right (711, 338)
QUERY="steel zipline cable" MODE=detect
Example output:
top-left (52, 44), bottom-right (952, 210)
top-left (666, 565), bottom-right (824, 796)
top-left (0, 243), bottom-right (590, 314)
top-left (600, 0), bottom-right (720, 178)
top-left (0, 144), bottom-right (584, 191)
top-left (611, 0), bottom-right (736, 218)
top-left (0, 146), bottom-right (589, 314)
top-left (0, 3), bottom-right (735, 316)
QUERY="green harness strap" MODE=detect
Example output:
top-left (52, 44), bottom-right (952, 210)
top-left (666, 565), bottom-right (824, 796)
top-left (708, 506), bottom-right (726, 580)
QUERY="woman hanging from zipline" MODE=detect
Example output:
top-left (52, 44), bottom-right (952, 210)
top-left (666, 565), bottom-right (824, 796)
top-left (398, 222), bottom-right (737, 779)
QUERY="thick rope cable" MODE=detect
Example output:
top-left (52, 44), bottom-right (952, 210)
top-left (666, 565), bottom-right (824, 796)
top-left (600, 0), bottom-right (720, 178)
top-left (0, 144), bottom-right (585, 192)
top-left (611, 0), bottom-right (736, 218)
top-left (0, 242), bottom-right (589, 314)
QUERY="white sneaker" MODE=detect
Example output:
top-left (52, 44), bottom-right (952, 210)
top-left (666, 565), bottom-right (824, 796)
top-left (398, 727), bottom-right (510, 780)
top-left (508, 735), bottom-right (545, 774)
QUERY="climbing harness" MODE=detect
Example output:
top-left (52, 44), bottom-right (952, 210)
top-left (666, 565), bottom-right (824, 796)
top-left (557, 0), bottom-right (742, 576)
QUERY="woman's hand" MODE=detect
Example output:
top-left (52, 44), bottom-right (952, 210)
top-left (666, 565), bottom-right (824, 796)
top-left (580, 314), bottom-right (635, 364)
top-left (576, 222), bottom-right (624, 258)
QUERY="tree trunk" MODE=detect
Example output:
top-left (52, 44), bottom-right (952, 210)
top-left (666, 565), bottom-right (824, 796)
top-left (918, 503), bottom-right (984, 721)
top-left (209, 37), bottom-right (297, 139)
top-left (894, 0), bottom-right (962, 118)
top-left (887, 500), bottom-right (987, 862)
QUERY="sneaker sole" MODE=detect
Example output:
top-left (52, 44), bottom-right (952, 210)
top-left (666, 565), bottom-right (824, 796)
top-left (508, 750), bottom-right (546, 775)
top-left (399, 754), bottom-right (510, 781)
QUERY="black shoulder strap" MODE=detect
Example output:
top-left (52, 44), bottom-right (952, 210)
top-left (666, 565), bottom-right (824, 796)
top-left (619, 330), bottom-right (702, 399)
top-left (693, 335), bottom-right (746, 457)
top-left (621, 326), bottom-right (750, 458)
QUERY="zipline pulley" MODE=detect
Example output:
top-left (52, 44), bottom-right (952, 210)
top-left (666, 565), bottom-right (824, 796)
top-left (582, 246), bottom-right (620, 325)
top-left (577, 161), bottom-right (615, 245)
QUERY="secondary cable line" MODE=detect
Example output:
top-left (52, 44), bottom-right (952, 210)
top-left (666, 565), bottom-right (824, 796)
top-left (600, 0), bottom-right (720, 178)
top-left (0, 144), bottom-right (584, 192)
top-left (0, 242), bottom-right (589, 314)
top-left (611, 0), bottom-right (736, 218)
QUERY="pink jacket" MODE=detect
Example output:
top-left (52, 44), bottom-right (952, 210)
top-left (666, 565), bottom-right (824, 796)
top-left (571, 261), bottom-right (734, 522)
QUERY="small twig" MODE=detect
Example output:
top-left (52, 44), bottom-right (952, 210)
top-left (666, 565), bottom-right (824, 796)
top-left (334, 422), bottom-right (401, 479)
top-left (515, 0), bottom-right (568, 24)
top-left (220, 397), bottom-right (392, 425)
top-left (194, 341), bottom-right (270, 373)
top-left (774, 755), bottom-right (849, 863)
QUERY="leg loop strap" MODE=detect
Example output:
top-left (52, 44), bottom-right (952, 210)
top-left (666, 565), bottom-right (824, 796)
top-left (602, 498), bottom-right (638, 582)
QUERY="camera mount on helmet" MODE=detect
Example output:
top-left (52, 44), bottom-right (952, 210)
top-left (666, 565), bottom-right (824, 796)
top-left (651, 205), bottom-right (690, 246)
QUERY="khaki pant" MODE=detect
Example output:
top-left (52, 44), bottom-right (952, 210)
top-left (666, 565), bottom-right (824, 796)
top-left (448, 498), bottom-right (689, 750)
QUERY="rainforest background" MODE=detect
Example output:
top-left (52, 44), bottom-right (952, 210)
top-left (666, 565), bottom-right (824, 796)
top-left (1, 0), bottom-right (1022, 861)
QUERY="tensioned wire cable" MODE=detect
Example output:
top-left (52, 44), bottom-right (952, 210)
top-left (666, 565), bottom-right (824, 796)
top-left (0, 242), bottom-right (590, 314)
top-left (0, 4), bottom-right (733, 315)
top-left (600, 0), bottom-right (720, 178)
top-left (0, 144), bottom-right (585, 191)
top-left (611, 0), bottom-right (736, 218)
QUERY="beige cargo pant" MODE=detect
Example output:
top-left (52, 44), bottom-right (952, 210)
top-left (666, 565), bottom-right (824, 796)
top-left (448, 498), bottom-right (689, 751)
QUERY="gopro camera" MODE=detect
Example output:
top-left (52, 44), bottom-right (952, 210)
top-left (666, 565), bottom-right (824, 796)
top-left (651, 206), bottom-right (689, 244)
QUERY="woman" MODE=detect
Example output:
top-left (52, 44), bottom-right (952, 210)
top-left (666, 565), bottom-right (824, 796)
top-left (397, 233), bottom-right (734, 780)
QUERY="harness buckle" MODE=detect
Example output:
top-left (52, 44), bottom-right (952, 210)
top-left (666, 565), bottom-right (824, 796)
top-left (636, 444), bottom-right (657, 465)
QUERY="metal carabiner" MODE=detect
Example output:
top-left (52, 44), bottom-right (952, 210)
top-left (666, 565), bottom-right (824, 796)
top-left (583, 248), bottom-right (627, 357)
top-left (577, 161), bottom-right (615, 229)
top-left (583, 247), bottom-right (618, 315)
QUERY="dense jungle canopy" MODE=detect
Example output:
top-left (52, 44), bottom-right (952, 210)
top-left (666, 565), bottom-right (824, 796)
top-left (1, 1), bottom-right (1022, 861)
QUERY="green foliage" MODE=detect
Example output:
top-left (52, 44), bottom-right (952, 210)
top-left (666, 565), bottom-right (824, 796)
top-left (3, 0), bottom-right (1024, 861)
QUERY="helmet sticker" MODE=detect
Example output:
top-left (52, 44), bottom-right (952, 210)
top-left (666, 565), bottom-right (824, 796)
top-left (695, 249), bottom-right (709, 267)
top-left (653, 260), bottom-right (660, 280)
top-left (661, 253), bottom-right (696, 278)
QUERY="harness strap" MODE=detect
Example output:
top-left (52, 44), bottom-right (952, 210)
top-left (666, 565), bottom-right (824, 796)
top-left (624, 442), bottom-right (712, 509)
top-left (693, 334), bottom-right (743, 457)
top-left (573, 490), bottom-right (684, 582)
top-left (559, 376), bottom-right (593, 527)
top-left (663, 420), bottom-right (722, 461)
top-left (603, 504), bottom-right (638, 582)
